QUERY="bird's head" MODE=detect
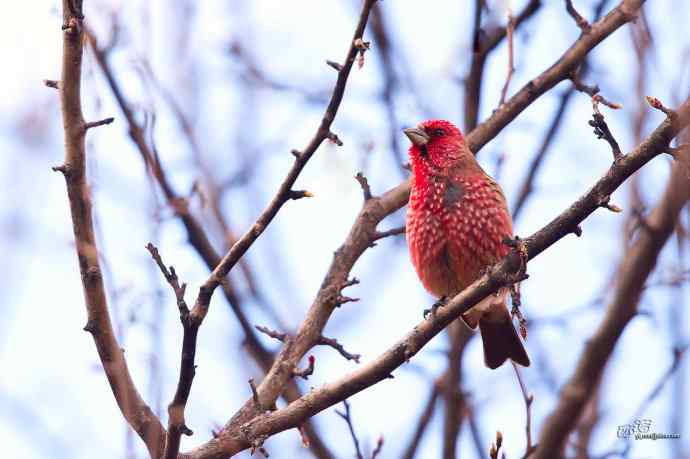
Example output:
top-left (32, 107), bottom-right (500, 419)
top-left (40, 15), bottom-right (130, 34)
top-left (403, 119), bottom-right (467, 170)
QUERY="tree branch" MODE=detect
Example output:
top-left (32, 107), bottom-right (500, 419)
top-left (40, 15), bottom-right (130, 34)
top-left (186, 93), bottom-right (690, 459)
top-left (464, 0), bottom-right (542, 131)
top-left (53, 2), bottom-right (164, 457)
top-left (529, 104), bottom-right (690, 459)
top-left (512, 0), bottom-right (610, 219)
top-left (401, 383), bottom-right (440, 459)
top-left (190, 0), bottom-right (379, 327)
top-left (335, 400), bottom-right (363, 459)
top-left (467, 0), bottom-right (644, 154)
top-left (87, 27), bottom-right (335, 459)
top-left (565, 0), bottom-right (592, 32)
top-left (145, 244), bottom-right (197, 459)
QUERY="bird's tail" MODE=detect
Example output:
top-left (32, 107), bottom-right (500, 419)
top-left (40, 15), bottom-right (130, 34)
top-left (478, 306), bottom-right (530, 369)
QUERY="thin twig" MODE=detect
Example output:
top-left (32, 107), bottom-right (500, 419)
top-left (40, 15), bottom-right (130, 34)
top-left (589, 107), bottom-right (623, 160)
top-left (145, 243), bottom-right (189, 317)
top-left (255, 325), bottom-right (288, 343)
top-left (464, 0), bottom-right (542, 131)
top-left (293, 355), bottom-right (316, 380)
top-left (565, 0), bottom-right (591, 32)
top-left (317, 336), bottom-right (361, 363)
top-left (499, 10), bottom-right (516, 107)
top-left (371, 436), bottom-right (384, 459)
top-left (372, 226), bottom-right (405, 241)
top-left (571, 70), bottom-right (623, 110)
top-left (249, 378), bottom-right (262, 410)
top-left (400, 383), bottom-right (439, 459)
top-left (512, 87), bottom-right (576, 220)
top-left (84, 116), bottom-right (115, 130)
top-left (336, 400), bottom-right (364, 459)
top-left (512, 362), bottom-right (535, 456)
top-left (43, 79), bottom-right (60, 89)
top-left (489, 431), bottom-right (504, 459)
top-left (631, 345), bottom-right (688, 420)
top-left (145, 242), bottom-right (200, 459)
top-left (355, 172), bottom-right (373, 201)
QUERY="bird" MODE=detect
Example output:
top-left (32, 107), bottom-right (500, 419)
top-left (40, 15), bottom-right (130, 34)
top-left (404, 119), bottom-right (529, 369)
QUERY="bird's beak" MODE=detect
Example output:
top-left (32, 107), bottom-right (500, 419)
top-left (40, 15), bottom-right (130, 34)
top-left (403, 127), bottom-right (430, 147)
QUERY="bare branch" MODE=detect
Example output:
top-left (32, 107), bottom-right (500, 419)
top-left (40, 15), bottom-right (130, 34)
top-left (317, 336), bottom-right (361, 363)
top-left (85, 29), bottom-right (265, 359)
top-left (571, 70), bottom-right (622, 110)
top-left (498, 11), bottom-right (516, 107)
top-left (145, 243), bottom-right (188, 317)
top-left (186, 94), bottom-right (690, 458)
top-left (464, 0), bottom-right (542, 131)
top-left (529, 101), bottom-right (690, 459)
top-left (54, 3), bottom-right (164, 457)
top-left (293, 355), bottom-right (316, 380)
top-left (512, 1), bottom-right (611, 219)
top-left (84, 116), bottom-right (115, 130)
top-left (565, 0), bottom-right (591, 32)
top-left (489, 431), bottom-right (503, 459)
top-left (632, 346), bottom-right (688, 420)
top-left (325, 60), bottom-right (343, 72)
top-left (441, 325), bottom-right (470, 459)
top-left (86, 32), bottom-right (336, 457)
top-left (355, 172), bottom-right (373, 201)
top-left (512, 88), bottom-right (576, 219)
top-left (468, 0), bottom-right (644, 154)
top-left (372, 226), bottom-right (405, 242)
top-left (589, 109), bottom-right (623, 160)
top-left (371, 436), bottom-right (384, 459)
top-left (43, 79), bottom-right (60, 89)
top-left (144, 243), bottom-right (198, 459)
top-left (401, 384), bottom-right (440, 459)
top-left (254, 325), bottom-right (360, 363)
top-left (249, 378), bottom-right (262, 411)
top-left (255, 325), bottom-right (288, 343)
top-left (512, 363), bottom-right (535, 456)
top-left (186, 0), bottom-right (378, 331)
top-left (336, 400), bottom-right (363, 459)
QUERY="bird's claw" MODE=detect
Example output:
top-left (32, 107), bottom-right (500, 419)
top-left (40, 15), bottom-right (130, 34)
top-left (424, 296), bottom-right (448, 319)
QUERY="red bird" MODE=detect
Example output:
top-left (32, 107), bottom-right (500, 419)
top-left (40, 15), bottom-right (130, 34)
top-left (404, 119), bottom-right (529, 369)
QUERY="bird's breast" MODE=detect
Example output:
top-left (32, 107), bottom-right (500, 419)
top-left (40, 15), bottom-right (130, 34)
top-left (407, 176), bottom-right (512, 294)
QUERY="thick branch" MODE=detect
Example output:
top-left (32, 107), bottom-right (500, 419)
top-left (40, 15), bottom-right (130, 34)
top-left (188, 94), bottom-right (690, 459)
top-left (530, 113), bottom-right (690, 459)
top-left (467, 0), bottom-right (644, 153)
top-left (55, 2), bottom-right (164, 457)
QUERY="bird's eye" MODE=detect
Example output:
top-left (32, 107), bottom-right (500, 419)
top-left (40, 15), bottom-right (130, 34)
top-left (434, 128), bottom-right (445, 137)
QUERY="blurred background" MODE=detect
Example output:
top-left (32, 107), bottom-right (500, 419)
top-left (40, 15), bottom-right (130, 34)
top-left (2, 0), bottom-right (689, 458)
